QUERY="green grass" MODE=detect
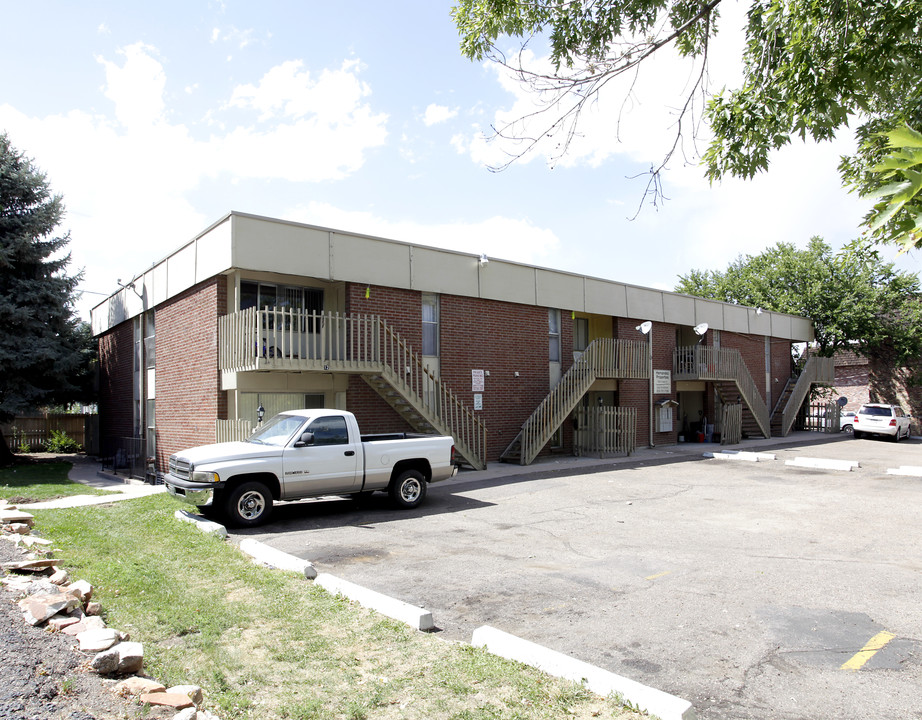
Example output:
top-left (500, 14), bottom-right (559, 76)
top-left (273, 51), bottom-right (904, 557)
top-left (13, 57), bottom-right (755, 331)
top-left (26, 465), bottom-right (646, 720)
top-left (0, 461), bottom-right (112, 503)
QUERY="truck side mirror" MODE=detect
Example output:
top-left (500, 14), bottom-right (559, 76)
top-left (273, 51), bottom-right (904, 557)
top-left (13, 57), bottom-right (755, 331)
top-left (294, 431), bottom-right (315, 448)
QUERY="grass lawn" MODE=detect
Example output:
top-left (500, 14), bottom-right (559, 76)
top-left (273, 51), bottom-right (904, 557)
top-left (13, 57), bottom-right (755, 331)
top-left (20, 463), bottom-right (646, 720)
top-left (0, 460), bottom-right (113, 503)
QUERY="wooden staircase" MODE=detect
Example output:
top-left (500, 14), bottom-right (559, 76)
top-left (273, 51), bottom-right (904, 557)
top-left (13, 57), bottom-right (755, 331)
top-left (218, 308), bottom-right (487, 470)
top-left (500, 338), bottom-right (649, 465)
top-left (673, 346), bottom-right (771, 439)
top-left (773, 356), bottom-right (836, 437)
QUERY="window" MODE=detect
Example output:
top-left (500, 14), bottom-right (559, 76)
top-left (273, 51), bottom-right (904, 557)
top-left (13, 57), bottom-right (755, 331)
top-left (240, 281), bottom-right (324, 330)
top-left (307, 415), bottom-right (349, 446)
top-left (574, 317), bottom-right (589, 353)
top-left (548, 309), bottom-right (561, 363)
top-left (422, 293), bottom-right (439, 356)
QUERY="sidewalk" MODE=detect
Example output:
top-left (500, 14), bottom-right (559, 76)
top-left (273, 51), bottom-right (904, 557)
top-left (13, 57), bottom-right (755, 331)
top-left (446, 429), bottom-right (851, 488)
top-left (20, 431), bottom-right (850, 509)
top-left (20, 455), bottom-right (166, 510)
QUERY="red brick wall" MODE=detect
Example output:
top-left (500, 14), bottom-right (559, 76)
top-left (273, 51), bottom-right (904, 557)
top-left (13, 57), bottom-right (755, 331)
top-left (97, 321), bottom-right (135, 457)
top-left (344, 283), bottom-right (573, 460)
top-left (721, 331), bottom-right (768, 403)
top-left (770, 339), bottom-right (794, 410)
top-left (154, 278), bottom-right (226, 470)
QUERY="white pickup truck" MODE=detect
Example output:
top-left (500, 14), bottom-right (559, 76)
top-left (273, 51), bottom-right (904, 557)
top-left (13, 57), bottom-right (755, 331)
top-left (165, 409), bottom-right (457, 527)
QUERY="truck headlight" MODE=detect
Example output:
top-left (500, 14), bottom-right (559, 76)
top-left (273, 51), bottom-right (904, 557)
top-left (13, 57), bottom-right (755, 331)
top-left (191, 471), bottom-right (219, 484)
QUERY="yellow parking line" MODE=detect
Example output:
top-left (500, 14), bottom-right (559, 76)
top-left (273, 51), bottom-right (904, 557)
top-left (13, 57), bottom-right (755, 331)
top-left (840, 631), bottom-right (896, 670)
top-left (645, 571), bottom-right (672, 581)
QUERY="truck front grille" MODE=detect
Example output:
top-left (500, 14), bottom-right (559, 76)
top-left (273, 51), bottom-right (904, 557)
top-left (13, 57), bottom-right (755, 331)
top-left (169, 456), bottom-right (191, 480)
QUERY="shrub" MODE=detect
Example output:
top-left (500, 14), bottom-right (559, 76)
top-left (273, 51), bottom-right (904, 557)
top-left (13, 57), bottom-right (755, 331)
top-left (44, 429), bottom-right (82, 453)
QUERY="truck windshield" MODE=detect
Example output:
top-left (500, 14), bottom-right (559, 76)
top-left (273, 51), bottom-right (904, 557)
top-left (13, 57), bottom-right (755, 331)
top-left (247, 414), bottom-right (307, 446)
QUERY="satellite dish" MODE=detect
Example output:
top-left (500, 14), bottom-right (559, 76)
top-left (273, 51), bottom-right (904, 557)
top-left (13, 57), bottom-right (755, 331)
top-left (693, 322), bottom-right (709, 336)
top-left (636, 321), bottom-right (652, 335)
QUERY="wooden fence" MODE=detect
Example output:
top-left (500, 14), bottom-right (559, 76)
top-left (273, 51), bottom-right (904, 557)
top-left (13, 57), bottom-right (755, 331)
top-left (1, 414), bottom-right (99, 454)
top-left (574, 407), bottom-right (637, 458)
top-left (721, 404), bottom-right (743, 445)
top-left (216, 419), bottom-right (253, 443)
top-left (798, 402), bottom-right (840, 433)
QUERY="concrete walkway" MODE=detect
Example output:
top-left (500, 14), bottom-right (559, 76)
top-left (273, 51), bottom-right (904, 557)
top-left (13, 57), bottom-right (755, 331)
top-left (19, 455), bottom-right (166, 510)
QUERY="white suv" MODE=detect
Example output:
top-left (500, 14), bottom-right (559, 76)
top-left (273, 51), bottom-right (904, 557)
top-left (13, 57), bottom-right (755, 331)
top-left (852, 403), bottom-right (912, 441)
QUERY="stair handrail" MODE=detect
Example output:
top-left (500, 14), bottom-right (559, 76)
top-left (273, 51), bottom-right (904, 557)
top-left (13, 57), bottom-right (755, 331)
top-left (514, 338), bottom-right (649, 465)
top-left (377, 319), bottom-right (488, 469)
top-left (673, 345), bottom-right (771, 438)
top-left (779, 355), bottom-right (835, 436)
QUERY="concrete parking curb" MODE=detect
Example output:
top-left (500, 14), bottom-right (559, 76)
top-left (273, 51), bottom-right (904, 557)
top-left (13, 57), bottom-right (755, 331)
top-left (173, 510), bottom-right (227, 539)
top-left (314, 573), bottom-right (435, 631)
top-left (238, 539), bottom-right (317, 579)
top-left (886, 465), bottom-right (922, 476)
top-left (471, 626), bottom-right (695, 720)
top-left (704, 451), bottom-right (777, 462)
top-left (785, 457), bottom-right (860, 471)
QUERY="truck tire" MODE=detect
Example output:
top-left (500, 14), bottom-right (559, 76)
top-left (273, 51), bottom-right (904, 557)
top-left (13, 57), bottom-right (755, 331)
top-left (225, 481), bottom-right (273, 527)
top-left (389, 469), bottom-right (427, 509)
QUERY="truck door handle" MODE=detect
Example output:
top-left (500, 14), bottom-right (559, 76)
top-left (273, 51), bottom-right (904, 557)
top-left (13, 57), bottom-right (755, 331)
top-left (344, 450), bottom-right (355, 456)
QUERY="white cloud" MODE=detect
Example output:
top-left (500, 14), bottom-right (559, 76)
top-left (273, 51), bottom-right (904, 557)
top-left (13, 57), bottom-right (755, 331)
top-left (283, 201), bottom-right (562, 266)
top-left (97, 43), bottom-right (167, 129)
top-left (423, 104), bottom-right (458, 126)
top-left (0, 43), bottom-right (391, 320)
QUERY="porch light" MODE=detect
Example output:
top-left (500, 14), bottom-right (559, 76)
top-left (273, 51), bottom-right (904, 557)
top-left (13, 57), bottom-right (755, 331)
top-left (257, 403), bottom-right (265, 425)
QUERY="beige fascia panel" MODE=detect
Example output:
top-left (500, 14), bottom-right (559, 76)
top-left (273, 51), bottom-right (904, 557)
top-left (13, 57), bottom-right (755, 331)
top-left (411, 246), bottom-right (479, 296)
top-left (331, 232), bottom-right (412, 289)
top-left (662, 293), bottom-right (696, 327)
top-left (626, 286), bottom-right (665, 322)
top-left (535, 268), bottom-right (585, 310)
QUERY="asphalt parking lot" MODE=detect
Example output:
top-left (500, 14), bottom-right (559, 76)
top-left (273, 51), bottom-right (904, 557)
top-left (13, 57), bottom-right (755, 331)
top-left (237, 434), bottom-right (922, 720)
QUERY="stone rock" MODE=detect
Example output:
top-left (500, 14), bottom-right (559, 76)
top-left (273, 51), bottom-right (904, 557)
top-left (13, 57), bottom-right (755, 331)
top-left (48, 568), bottom-right (70, 585)
top-left (172, 709), bottom-right (198, 720)
top-left (139, 691), bottom-right (194, 709)
top-left (7, 522), bottom-right (31, 534)
top-left (85, 601), bottom-right (102, 616)
top-left (113, 676), bottom-right (166, 696)
top-left (168, 684), bottom-right (204, 705)
top-left (66, 579), bottom-right (93, 602)
top-left (78, 627), bottom-right (120, 652)
top-left (91, 641), bottom-right (143, 675)
top-left (90, 647), bottom-right (120, 674)
top-left (20, 592), bottom-right (80, 625)
top-left (114, 641), bottom-right (144, 673)
top-left (1, 558), bottom-right (59, 572)
top-left (0, 509), bottom-right (34, 526)
top-left (20, 535), bottom-right (53, 547)
top-left (47, 615), bottom-right (81, 631)
top-left (63, 614), bottom-right (106, 636)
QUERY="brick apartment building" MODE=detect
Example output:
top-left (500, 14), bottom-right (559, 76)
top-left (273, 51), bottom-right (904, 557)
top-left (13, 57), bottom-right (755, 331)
top-left (91, 212), bottom-right (828, 478)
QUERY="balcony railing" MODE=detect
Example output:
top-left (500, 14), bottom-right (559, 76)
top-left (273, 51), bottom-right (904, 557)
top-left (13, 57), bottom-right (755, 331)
top-left (779, 356), bottom-right (835, 436)
top-left (219, 308), bottom-right (487, 469)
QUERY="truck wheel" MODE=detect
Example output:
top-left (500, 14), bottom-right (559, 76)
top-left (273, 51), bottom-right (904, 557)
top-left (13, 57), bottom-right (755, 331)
top-left (389, 470), bottom-right (427, 509)
top-left (226, 481), bottom-right (273, 527)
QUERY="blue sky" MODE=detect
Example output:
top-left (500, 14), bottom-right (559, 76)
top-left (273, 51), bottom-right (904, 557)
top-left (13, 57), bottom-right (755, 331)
top-left (3, 0), bottom-right (919, 321)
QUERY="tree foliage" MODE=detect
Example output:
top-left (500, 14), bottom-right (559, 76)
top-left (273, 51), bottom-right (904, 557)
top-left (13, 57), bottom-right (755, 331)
top-left (0, 133), bottom-right (95, 463)
top-left (675, 237), bottom-right (922, 360)
top-left (453, 0), bottom-right (922, 248)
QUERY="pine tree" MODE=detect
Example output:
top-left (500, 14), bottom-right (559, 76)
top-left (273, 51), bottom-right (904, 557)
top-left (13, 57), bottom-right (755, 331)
top-left (0, 133), bottom-right (94, 464)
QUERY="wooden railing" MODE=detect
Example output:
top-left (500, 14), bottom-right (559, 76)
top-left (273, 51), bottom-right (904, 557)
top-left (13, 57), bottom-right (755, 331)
top-left (218, 309), bottom-right (487, 469)
top-left (216, 419), bottom-right (252, 443)
top-left (779, 356), bottom-right (836, 436)
top-left (510, 338), bottom-right (649, 465)
top-left (673, 345), bottom-right (770, 438)
top-left (574, 406), bottom-right (637, 457)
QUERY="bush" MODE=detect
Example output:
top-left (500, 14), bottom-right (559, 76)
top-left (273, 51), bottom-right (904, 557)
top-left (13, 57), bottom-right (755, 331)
top-left (44, 429), bottom-right (82, 453)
